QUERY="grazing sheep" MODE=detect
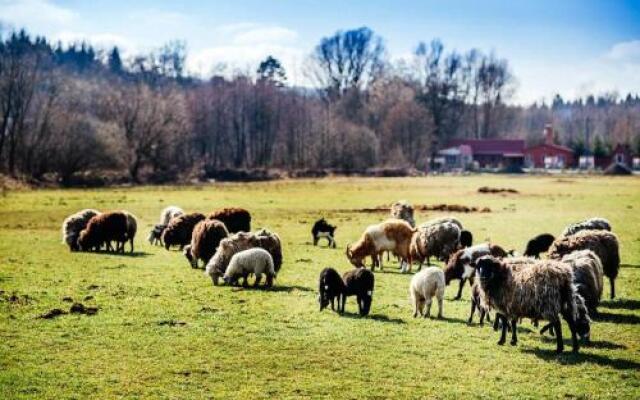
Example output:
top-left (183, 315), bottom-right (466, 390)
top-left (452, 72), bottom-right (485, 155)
top-left (312, 218), bottom-right (337, 248)
top-left (342, 268), bottom-right (375, 316)
top-left (148, 224), bottom-right (166, 246)
top-left (121, 211), bottom-right (137, 253)
top-left (205, 229), bottom-right (283, 285)
top-left (207, 207), bottom-right (251, 233)
top-left (560, 250), bottom-right (604, 313)
top-left (160, 206), bottom-right (184, 226)
top-left (346, 219), bottom-right (414, 271)
top-left (78, 212), bottom-right (128, 253)
top-left (390, 200), bottom-right (415, 227)
top-left (444, 243), bottom-right (509, 300)
top-left (460, 229), bottom-right (473, 248)
top-left (475, 256), bottom-right (581, 353)
top-left (61, 209), bottom-right (100, 251)
top-left (409, 267), bottom-right (445, 318)
top-left (222, 247), bottom-right (275, 287)
top-left (523, 233), bottom-right (555, 258)
top-left (410, 222), bottom-right (461, 271)
top-left (162, 212), bottom-right (206, 250)
top-left (319, 267), bottom-right (346, 312)
top-left (184, 219), bottom-right (229, 268)
top-left (549, 230), bottom-right (620, 299)
top-left (562, 217), bottom-right (611, 237)
top-left (420, 216), bottom-right (463, 230)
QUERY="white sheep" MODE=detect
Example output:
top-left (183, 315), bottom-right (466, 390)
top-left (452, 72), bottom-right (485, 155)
top-left (160, 206), bottom-right (184, 226)
top-left (222, 247), bottom-right (276, 287)
top-left (409, 266), bottom-right (445, 318)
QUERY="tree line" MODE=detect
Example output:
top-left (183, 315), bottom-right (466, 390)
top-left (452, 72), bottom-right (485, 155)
top-left (1, 27), bottom-right (638, 184)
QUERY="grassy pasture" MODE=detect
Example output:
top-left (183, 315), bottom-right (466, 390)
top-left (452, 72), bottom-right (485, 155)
top-left (0, 175), bottom-right (639, 399)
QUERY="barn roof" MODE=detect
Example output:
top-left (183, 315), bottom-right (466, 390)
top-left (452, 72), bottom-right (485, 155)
top-left (524, 143), bottom-right (574, 154)
top-left (448, 139), bottom-right (525, 156)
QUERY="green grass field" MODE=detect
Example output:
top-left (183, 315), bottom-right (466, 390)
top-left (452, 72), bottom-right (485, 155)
top-left (1, 175), bottom-right (639, 399)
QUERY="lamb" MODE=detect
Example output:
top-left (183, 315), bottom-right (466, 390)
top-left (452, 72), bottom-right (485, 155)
top-left (460, 229), bottom-right (473, 248)
top-left (205, 229), bottom-right (282, 285)
top-left (444, 243), bottom-right (509, 300)
top-left (148, 224), bottom-right (166, 246)
top-left (318, 267), bottom-right (346, 312)
top-left (342, 268), bottom-right (375, 316)
top-left (548, 230), bottom-right (620, 299)
top-left (161, 212), bottom-right (205, 250)
top-left (148, 206), bottom-right (184, 245)
top-left (312, 218), bottom-right (337, 248)
top-left (184, 219), bottom-right (229, 268)
top-left (390, 200), bottom-right (415, 227)
top-left (410, 221), bottom-right (461, 271)
top-left (61, 209), bottom-right (100, 251)
top-left (560, 250), bottom-right (604, 314)
top-left (409, 267), bottom-right (445, 318)
top-left (222, 248), bottom-right (275, 287)
top-left (475, 255), bottom-right (581, 353)
top-left (78, 212), bottom-right (128, 253)
top-left (346, 219), bottom-right (414, 271)
top-left (523, 233), bottom-right (555, 258)
top-left (207, 207), bottom-right (251, 233)
top-left (562, 217), bottom-right (611, 237)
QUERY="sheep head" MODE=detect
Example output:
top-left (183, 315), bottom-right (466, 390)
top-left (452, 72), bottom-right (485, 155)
top-left (476, 255), bottom-right (507, 289)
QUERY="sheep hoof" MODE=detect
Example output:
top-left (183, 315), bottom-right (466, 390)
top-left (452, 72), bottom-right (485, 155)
top-left (510, 340), bottom-right (517, 346)
top-left (497, 340), bottom-right (505, 346)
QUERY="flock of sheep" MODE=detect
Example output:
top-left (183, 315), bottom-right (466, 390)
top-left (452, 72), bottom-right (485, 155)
top-left (62, 200), bottom-right (621, 354)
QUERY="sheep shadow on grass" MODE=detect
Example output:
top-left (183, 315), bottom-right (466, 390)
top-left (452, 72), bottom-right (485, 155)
top-left (228, 284), bottom-right (313, 293)
top-left (522, 348), bottom-right (640, 370)
top-left (340, 311), bottom-right (406, 324)
top-left (539, 335), bottom-right (627, 350)
top-left (593, 311), bottom-right (640, 325)
top-left (620, 263), bottom-right (640, 269)
top-left (88, 250), bottom-right (151, 258)
top-left (600, 298), bottom-right (640, 311)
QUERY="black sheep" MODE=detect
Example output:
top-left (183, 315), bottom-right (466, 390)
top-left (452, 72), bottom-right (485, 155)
top-left (460, 230), bottom-right (473, 248)
top-left (312, 218), bottom-right (337, 248)
top-left (318, 267), bottom-right (346, 313)
top-left (523, 233), bottom-right (555, 258)
top-left (342, 268), bottom-right (375, 316)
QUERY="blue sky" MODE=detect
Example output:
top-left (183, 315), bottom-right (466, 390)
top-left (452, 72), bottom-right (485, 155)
top-left (1, 0), bottom-right (639, 104)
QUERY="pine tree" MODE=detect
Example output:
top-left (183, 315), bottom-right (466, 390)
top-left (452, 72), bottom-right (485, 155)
top-left (108, 46), bottom-right (123, 74)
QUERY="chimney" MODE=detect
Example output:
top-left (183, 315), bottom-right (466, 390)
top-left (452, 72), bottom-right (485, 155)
top-left (544, 124), bottom-right (554, 145)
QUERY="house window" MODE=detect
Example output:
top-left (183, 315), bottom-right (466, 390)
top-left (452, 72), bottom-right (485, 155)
top-left (615, 154), bottom-right (624, 164)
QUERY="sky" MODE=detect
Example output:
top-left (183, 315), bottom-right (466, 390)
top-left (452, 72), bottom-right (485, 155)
top-left (0, 0), bottom-right (639, 105)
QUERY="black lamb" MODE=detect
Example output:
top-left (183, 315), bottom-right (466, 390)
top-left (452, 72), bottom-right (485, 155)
top-left (342, 268), bottom-right (375, 316)
top-left (312, 218), bottom-right (337, 248)
top-left (319, 267), bottom-right (346, 313)
top-left (523, 233), bottom-right (555, 258)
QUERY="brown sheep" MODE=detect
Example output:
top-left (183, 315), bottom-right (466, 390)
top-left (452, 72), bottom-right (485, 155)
top-left (444, 243), bottom-right (509, 300)
top-left (78, 212), bottom-right (128, 253)
top-left (207, 208), bottom-right (251, 233)
top-left (346, 219), bottom-right (414, 272)
top-left (548, 230), bottom-right (620, 299)
top-left (410, 221), bottom-right (461, 271)
top-left (184, 219), bottom-right (229, 268)
top-left (162, 212), bottom-right (206, 250)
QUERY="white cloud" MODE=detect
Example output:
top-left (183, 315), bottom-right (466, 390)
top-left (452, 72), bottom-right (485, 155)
top-left (0, 0), bottom-right (77, 28)
top-left (232, 27), bottom-right (298, 45)
top-left (604, 40), bottom-right (640, 64)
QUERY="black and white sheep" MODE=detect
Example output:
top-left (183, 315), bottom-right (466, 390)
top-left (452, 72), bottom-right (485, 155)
top-left (561, 217), bottom-right (611, 237)
top-left (444, 243), bottom-right (508, 300)
top-left (342, 268), bottom-right (375, 316)
top-left (61, 209), bottom-right (100, 251)
top-left (523, 233), bottom-right (555, 258)
top-left (475, 255), bottom-right (581, 353)
top-left (312, 218), bottom-right (337, 248)
top-left (222, 247), bottom-right (276, 287)
top-left (184, 219), bottom-right (229, 268)
top-left (549, 229), bottom-right (620, 299)
top-left (410, 221), bottom-right (461, 271)
top-left (318, 267), bottom-right (346, 312)
top-left (409, 266), bottom-right (445, 318)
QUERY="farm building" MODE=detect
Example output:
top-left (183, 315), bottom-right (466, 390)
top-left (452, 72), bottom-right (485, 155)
top-left (446, 138), bottom-right (525, 169)
top-left (524, 125), bottom-right (575, 169)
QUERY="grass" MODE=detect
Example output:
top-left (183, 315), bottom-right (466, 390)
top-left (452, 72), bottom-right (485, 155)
top-left (1, 175), bottom-right (639, 399)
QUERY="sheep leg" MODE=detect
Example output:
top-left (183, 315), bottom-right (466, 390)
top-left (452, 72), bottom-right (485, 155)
top-left (330, 297), bottom-right (335, 311)
top-left (561, 309), bottom-right (580, 353)
top-left (468, 300), bottom-right (476, 324)
top-left (424, 299), bottom-right (432, 319)
top-left (254, 273), bottom-right (262, 287)
top-left (486, 310), bottom-right (492, 323)
top-left (553, 319), bottom-right (564, 353)
top-left (510, 319), bottom-right (518, 346)
top-left (313, 235), bottom-right (318, 246)
top-left (540, 323), bottom-right (554, 336)
top-left (129, 237), bottom-right (134, 253)
top-left (454, 279), bottom-right (465, 300)
top-left (479, 308), bottom-right (485, 325)
top-left (498, 315), bottom-right (508, 345)
top-left (331, 236), bottom-right (336, 248)
top-left (610, 278), bottom-right (615, 299)
top-left (340, 294), bottom-right (346, 314)
top-left (437, 294), bottom-right (443, 319)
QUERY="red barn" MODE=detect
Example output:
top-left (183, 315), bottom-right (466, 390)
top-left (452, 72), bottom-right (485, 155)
top-left (447, 139), bottom-right (525, 169)
top-left (524, 125), bottom-right (575, 168)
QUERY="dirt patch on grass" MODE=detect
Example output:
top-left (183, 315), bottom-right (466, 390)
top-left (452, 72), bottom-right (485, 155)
top-left (70, 302), bottom-right (98, 315)
top-left (158, 319), bottom-right (187, 326)
top-left (348, 203), bottom-right (491, 213)
top-left (39, 309), bottom-right (67, 319)
top-left (478, 186), bottom-right (519, 194)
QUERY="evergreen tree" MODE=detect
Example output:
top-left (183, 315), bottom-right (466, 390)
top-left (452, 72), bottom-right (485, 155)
top-left (108, 46), bottom-right (123, 74)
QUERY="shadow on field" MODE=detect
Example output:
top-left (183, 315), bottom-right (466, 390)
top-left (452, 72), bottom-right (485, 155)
top-left (90, 250), bottom-right (151, 258)
top-left (600, 298), bottom-right (640, 311)
top-left (523, 348), bottom-right (640, 370)
top-left (340, 312), bottom-right (406, 324)
top-left (594, 311), bottom-right (640, 325)
top-left (266, 285), bottom-right (313, 293)
top-left (540, 336), bottom-right (627, 350)
top-left (620, 263), bottom-right (640, 269)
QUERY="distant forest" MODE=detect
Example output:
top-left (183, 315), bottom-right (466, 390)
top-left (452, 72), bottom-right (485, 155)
top-left (1, 27), bottom-right (639, 184)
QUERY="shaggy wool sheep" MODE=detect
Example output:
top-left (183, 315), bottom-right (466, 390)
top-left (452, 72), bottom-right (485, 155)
top-left (205, 229), bottom-right (282, 285)
top-left (207, 207), bottom-right (251, 233)
top-left (312, 218), bottom-right (337, 248)
top-left (410, 222), bottom-right (461, 271)
top-left (549, 229), bottom-right (620, 299)
top-left (560, 250), bottom-right (604, 314)
top-left (523, 233), bottom-right (555, 258)
top-left (78, 212), bottom-right (128, 253)
top-left (342, 268), bottom-right (375, 316)
top-left (390, 200), bottom-right (415, 227)
top-left (409, 266), bottom-right (445, 318)
top-left (61, 209), bottom-right (100, 251)
top-left (562, 217), bottom-right (611, 237)
top-left (160, 206), bottom-right (184, 226)
top-left (319, 267), bottom-right (346, 312)
top-left (121, 211), bottom-right (137, 253)
top-left (346, 219), bottom-right (414, 271)
top-left (222, 247), bottom-right (275, 287)
top-left (161, 212), bottom-right (206, 250)
top-left (419, 216), bottom-right (463, 230)
top-left (475, 256), bottom-right (581, 353)
top-left (444, 243), bottom-right (509, 300)
top-left (184, 219), bottom-right (229, 268)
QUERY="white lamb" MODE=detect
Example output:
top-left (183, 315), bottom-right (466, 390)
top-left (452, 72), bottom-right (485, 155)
top-left (409, 266), bottom-right (445, 318)
top-left (222, 247), bottom-right (276, 288)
